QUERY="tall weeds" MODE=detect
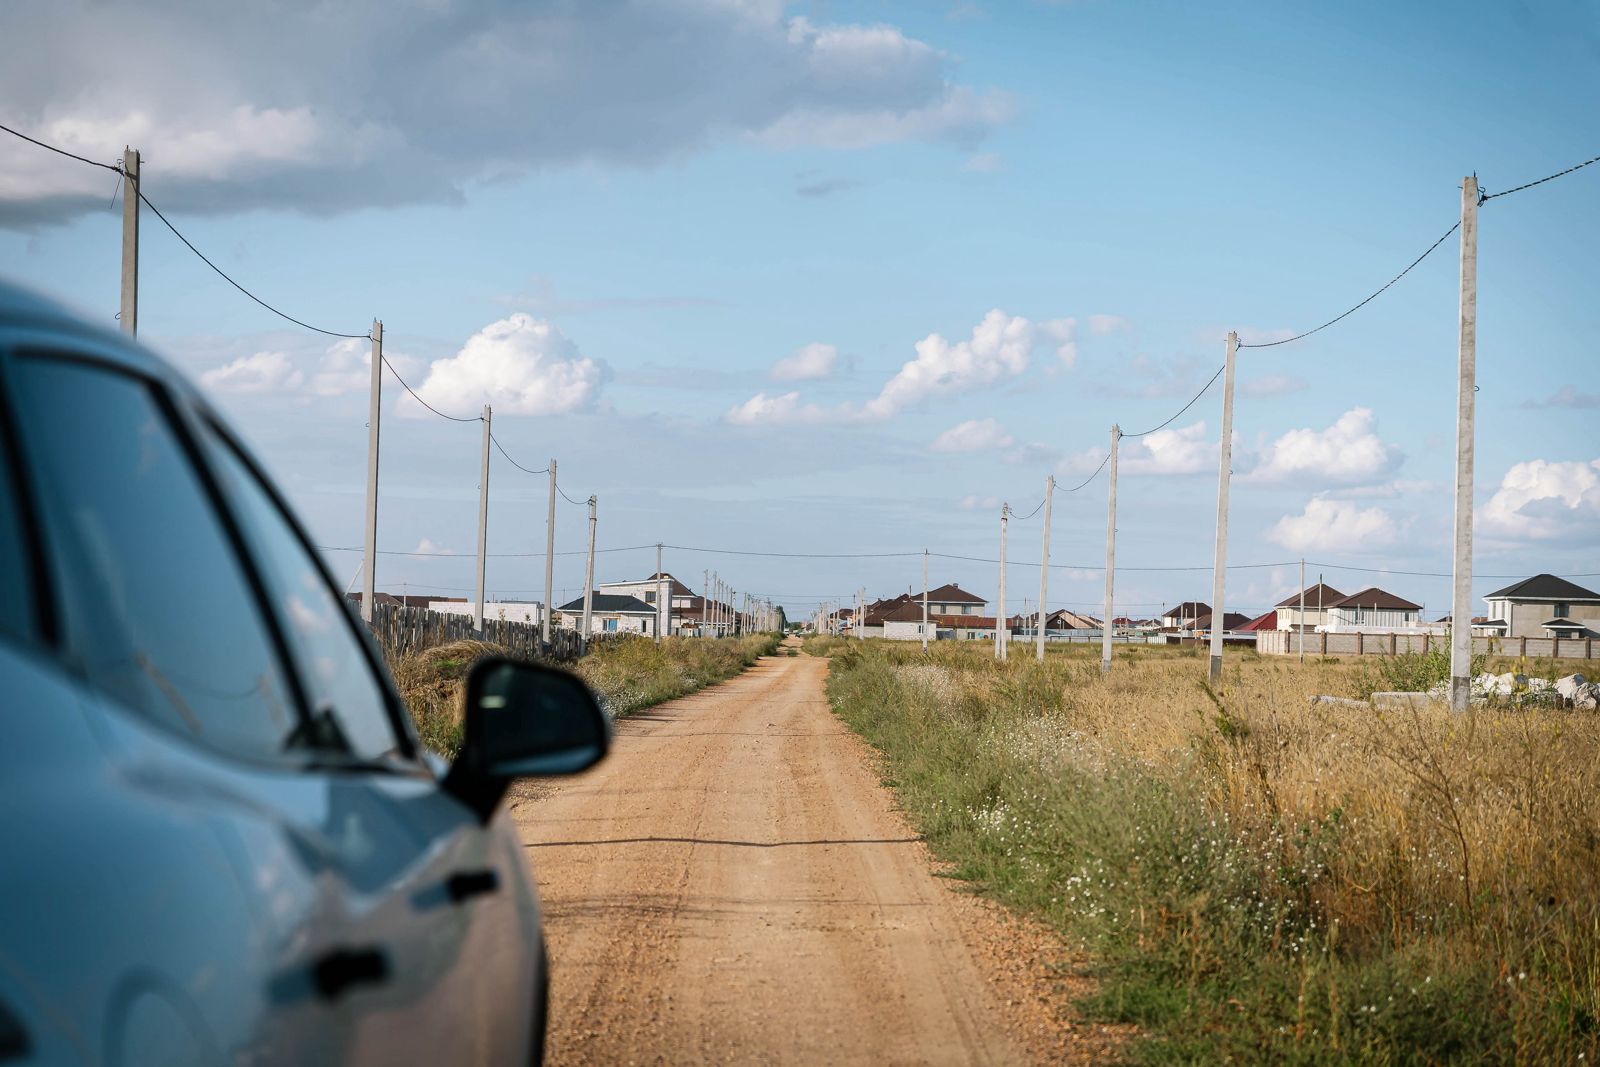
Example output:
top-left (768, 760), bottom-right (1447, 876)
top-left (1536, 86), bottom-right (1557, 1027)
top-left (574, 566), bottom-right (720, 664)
top-left (826, 641), bottom-right (1600, 1063)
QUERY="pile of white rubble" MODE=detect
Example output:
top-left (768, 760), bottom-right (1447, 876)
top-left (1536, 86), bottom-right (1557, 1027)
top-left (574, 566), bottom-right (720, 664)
top-left (1423, 672), bottom-right (1598, 709)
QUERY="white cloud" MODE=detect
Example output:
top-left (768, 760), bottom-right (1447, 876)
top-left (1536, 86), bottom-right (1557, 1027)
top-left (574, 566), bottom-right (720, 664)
top-left (724, 391), bottom-right (834, 426)
top-left (1479, 457), bottom-right (1600, 541)
top-left (413, 538), bottom-right (454, 556)
top-left (1268, 497), bottom-right (1400, 554)
top-left (310, 338), bottom-right (371, 397)
top-left (1121, 421), bottom-right (1218, 476)
top-left (2, 3), bottom-right (1010, 225)
top-left (771, 342), bottom-right (839, 381)
top-left (864, 309), bottom-right (1072, 418)
top-left (404, 314), bottom-right (603, 419)
top-left (1247, 408), bottom-right (1400, 486)
top-left (200, 350), bottom-right (303, 394)
top-left (959, 494), bottom-right (1000, 511)
top-left (932, 418), bottom-right (1015, 452)
top-left (1087, 314), bottom-right (1130, 336)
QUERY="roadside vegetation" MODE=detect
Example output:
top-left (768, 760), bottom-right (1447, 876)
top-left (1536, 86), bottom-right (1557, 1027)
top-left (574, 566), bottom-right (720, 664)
top-left (391, 633), bottom-right (780, 758)
top-left (820, 639), bottom-right (1600, 1063)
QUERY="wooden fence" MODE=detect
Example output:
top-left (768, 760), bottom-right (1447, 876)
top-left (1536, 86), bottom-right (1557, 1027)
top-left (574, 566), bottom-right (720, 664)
top-left (1259, 630), bottom-right (1598, 660)
top-left (363, 603), bottom-right (603, 664)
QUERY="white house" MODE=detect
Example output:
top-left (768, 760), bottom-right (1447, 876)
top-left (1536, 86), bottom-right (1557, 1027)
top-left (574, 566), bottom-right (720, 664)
top-left (1160, 602), bottom-right (1209, 629)
top-left (879, 601), bottom-right (934, 641)
top-left (554, 592), bottom-right (657, 635)
top-left (600, 572), bottom-right (696, 633)
top-left (1322, 588), bottom-right (1424, 633)
top-left (1274, 583), bottom-right (1346, 632)
top-left (428, 599), bottom-right (544, 627)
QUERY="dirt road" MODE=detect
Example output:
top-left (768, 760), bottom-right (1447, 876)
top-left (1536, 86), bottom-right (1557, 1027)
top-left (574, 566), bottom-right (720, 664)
top-left (512, 645), bottom-right (1112, 1065)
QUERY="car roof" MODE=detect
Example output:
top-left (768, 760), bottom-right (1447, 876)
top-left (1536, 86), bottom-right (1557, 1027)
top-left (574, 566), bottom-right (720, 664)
top-left (0, 275), bottom-right (177, 381)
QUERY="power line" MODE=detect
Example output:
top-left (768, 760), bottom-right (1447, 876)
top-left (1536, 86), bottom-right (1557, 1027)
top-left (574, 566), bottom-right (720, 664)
top-left (0, 121), bottom-right (122, 173)
top-left (554, 479), bottom-right (588, 506)
top-left (1480, 152), bottom-right (1600, 202)
top-left (665, 544), bottom-right (923, 560)
top-left (380, 354), bottom-right (482, 423)
top-left (135, 188), bottom-right (371, 339)
top-left (1236, 220), bottom-right (1460, 349)
top-left (1122, 365), bottom-right (1225, 437)
top-left (1059, 450), bottom-right (1113, 493)
top-left (1307, 561), bottom-right (1600, 581)
top-left (1010, 496), bottom-right (1046, 521)
top-left (489, 433), bottom-right (547, 475)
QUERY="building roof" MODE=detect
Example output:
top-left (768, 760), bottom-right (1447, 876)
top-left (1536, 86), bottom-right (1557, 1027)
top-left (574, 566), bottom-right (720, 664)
top-left (1238, 610), bottom-right (1278, 632)
top-left (556, 592), bottom-right (654, 614)
top-left (878, 602), bottom-right (926, 624)
top-left (1163, 601), bottom-right (1210, 619)
top-left (604, 573), bottom-right (695, 597)
top-left (1275, 583), bottom-right (1346, 608)
top-left (1484, 573), bottom-right (1600, 603)
top-left (1543, 617), bottom-right (1594, 631)
top-left (1327, 587), bottom-right (1422, 611)
top-left (925, 583), bottom-right (985, 604)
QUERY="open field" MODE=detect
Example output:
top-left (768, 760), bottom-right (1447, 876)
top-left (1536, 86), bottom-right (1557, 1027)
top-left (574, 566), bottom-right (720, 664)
top-left (390, 633), bottom-right (780, 757)
top-left (817, 638), bottom-right (1600, 1063)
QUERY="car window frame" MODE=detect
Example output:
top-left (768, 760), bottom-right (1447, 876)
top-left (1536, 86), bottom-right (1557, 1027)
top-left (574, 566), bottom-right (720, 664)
top-left (0, 345), bottom-right (54, 650)
top-left (194, 412), bottom-right (422, 768)
top-left (2, 342), bottom-right (334, 769)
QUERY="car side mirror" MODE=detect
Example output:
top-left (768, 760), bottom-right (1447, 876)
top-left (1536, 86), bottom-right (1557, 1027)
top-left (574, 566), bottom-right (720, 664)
top-left (441, 658), bottom-right (611, 824)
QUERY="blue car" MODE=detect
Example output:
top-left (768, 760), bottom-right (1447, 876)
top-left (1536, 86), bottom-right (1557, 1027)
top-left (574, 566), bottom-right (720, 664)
top-left (0, 279), bottom-right (608, 1065)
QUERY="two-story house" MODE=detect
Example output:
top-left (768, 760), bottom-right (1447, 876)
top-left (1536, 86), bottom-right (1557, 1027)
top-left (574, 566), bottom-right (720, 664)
top-left (1483, 574), bottom-right (1600, 638)
top-left (1273, 583), bottom-right (1346, 632)
top-left (1322, 587), bottom-right (1423, 632)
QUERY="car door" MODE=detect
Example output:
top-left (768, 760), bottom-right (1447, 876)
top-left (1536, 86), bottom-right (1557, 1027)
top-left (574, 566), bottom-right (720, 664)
top-left (188, 413), bottom-right (537, 1064)
top-left (1, 345), bottom-right (533, 1064)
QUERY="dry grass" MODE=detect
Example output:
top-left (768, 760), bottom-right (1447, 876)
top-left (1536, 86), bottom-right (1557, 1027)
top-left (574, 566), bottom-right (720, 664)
top-left (824, 640), bottom-right (1600, 1063)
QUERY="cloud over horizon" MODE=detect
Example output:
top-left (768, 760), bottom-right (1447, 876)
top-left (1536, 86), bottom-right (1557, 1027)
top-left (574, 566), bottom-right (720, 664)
top-left (0, 2), bottom-right (1011, 226)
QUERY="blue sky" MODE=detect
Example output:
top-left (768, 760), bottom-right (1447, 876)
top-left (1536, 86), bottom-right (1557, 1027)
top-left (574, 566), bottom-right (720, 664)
top-left (2, 0), bottom-right (1596, 622)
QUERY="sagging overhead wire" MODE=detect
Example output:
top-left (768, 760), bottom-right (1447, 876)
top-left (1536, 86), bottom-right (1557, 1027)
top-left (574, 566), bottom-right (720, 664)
top-left (489, 433), bottom-right (548, 475)
top-left (1480, 152), bottom-right (1600, 202)
top-left (1236, 221), bottom-right (1460, 350)
top-left (0, 121), bottom-right (121, 173)
top-left (136, 189), bottom-right (371, 340)
top-left (380, 354), bottom-right (482, 423)
top-left (1121, 365), bottom-right (1225, 438)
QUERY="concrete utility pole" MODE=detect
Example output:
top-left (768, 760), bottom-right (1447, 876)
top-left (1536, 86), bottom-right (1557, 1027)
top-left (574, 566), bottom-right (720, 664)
top-left (581, 495), bottom-right (597, 650)
top-left (996, 502), bottom-right (1009, 660)
top-left (703, 569), bottom-right (710, 636)
top-left (1208, 332), bottom-right (1238, 683)
top-left (120, 147), bottom-right (139, 336)
top-left (542, 460), bottom-right (557, 643)
top-left (1101, 425), bottom-right (1120, 675)
top-left (1299, 558), bottom-right (1306, 665)
top-left (655, 544), bottom-right (665, 644)
top-left (922, 548), bottom-right (930, 652)
top-left (474, 405), bottom-right (492, 635)
top-left (360, 319), bottom-right (383, 623)
top-left (1037, 474), bottom-right (1054, 662)
top-left (1450, 175), bottom-right (1479, 713)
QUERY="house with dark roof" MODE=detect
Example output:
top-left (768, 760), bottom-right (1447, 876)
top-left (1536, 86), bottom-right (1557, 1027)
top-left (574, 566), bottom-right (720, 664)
top-left (555, 592), bottom-right (657, 636)
top-left (1160, 602), bottom-right (1209, 629)
top-left (1274, 583), bottom-right (1345, 632)
top-left (1484, 574), bottom-right (1600, 638)
top-left (1324, 587), bottom-right (1424, 632)
top-left (1194, 611), bottom-right (1254, 633)
top-left (923, 583), bottom-right (987, 616)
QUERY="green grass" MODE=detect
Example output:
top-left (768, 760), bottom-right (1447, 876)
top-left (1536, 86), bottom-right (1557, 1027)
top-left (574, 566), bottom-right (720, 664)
top-left (823, 640), bottom-right (1600, 1064)
top-left (392, 632), bottom-right (781, 757)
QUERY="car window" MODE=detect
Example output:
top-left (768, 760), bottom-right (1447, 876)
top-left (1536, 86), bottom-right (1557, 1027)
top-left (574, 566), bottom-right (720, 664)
top-left (201, 425), bottom-right (403, 763)
top-left (0, 386), bottom-right (36, 646)
top-left (9, 356), bottom-right (303, 760)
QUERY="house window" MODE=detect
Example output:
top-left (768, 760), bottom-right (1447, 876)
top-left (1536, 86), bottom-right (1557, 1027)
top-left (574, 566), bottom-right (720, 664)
top-left (604, 618), bottom-right (618, 632)
top-left (1554, 602), bottom-right (1569, 618)
top-left (644, 591), bottom-right (656, 603)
